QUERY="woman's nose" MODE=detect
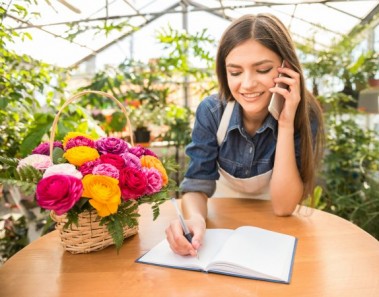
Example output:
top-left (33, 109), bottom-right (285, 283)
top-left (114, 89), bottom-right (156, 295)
top-left (241, 73), bottom-right (257, 89)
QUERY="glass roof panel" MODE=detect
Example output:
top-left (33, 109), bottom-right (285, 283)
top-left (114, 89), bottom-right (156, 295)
top-left (294, 3), bottom-right (361, 33)
top-left (2, 0), bottom-right (378, 68)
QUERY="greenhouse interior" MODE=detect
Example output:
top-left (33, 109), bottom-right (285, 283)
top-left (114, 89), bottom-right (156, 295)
top-left (0, 0), bottom-right (379, 291)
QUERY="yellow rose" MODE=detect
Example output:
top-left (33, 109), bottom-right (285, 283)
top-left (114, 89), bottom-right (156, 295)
top-left (82, 174), bottom-right (121, 217)
top-left (140, 155), bottom-right (168, 186)
top-left (62, 132), bottom-right (97, 148)
top-left (63, 146), bottom-right (100, 167)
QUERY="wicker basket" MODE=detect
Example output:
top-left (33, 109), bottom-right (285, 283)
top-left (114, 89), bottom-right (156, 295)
top-left (51, 207), bottom-right (139, 254)
top-left (48, 90), bottom-right (138, 254)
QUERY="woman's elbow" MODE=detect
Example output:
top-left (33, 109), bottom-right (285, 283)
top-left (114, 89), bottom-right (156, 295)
top-left (272, 208), bottom-right (294, 217)
top-left (271, 203), bottom-right (297, 217)
top-left (270, 187), bottom-right (303, 216)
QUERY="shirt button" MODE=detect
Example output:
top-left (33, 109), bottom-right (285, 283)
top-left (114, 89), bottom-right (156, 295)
top-left (249, 147), bottom-right (253, 153)
top-left (245, 170), bottom-right (249, 174)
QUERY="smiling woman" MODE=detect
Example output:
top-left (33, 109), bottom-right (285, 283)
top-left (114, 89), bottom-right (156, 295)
top-left (165, 13), bottom-right (325, 257)
top-left (225, 40), bottom-right (283, 134)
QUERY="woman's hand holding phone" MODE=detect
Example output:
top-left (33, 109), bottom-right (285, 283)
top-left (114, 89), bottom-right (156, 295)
top-left (268, 61), bottom-right (301, 123)
top-left (268, 60), bottom-right (287, 120)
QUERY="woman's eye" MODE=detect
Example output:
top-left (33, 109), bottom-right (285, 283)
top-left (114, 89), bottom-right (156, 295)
top-left (229, 72), bottom-right (241, 77)
top-left (257, 68), bottom-right (272, 74)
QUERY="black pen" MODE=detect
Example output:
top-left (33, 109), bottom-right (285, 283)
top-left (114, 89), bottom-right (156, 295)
top-left (170, 197), bottom-right (198, 258)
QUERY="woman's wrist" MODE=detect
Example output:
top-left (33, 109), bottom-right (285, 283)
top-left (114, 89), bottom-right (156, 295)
top-left (189, 213), bottom-right (206, 225)
top-left (277, 122), bottom-right (295, 134)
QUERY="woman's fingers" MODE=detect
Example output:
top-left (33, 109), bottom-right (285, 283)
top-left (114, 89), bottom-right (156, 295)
top-left (165, 218), bottom-right (205, 256)
top-left (165, 220), bottom-right (196, 256)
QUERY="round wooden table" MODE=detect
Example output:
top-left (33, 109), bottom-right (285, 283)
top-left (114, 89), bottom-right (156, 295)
top-left (1, 198), bottom-right (378, 297)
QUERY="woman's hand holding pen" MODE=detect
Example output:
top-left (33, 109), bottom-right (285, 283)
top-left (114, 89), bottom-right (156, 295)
top-left (165, 215), bottom-right (205, 257)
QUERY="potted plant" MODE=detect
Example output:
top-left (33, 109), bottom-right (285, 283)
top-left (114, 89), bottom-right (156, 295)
top-left (317, 93), bottom-right (379, 239)
top-left (299, 27), bottom-right (379, 103)
top-left (130, 106), bottom-right (152, 143)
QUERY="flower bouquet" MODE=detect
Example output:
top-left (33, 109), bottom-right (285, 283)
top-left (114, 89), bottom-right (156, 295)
top-left (0, 91), bottom-right (177, 254)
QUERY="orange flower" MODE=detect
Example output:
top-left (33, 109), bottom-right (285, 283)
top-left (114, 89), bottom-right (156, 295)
top-left (140, 155), bottom-right (168, 186)
top-left (82, 174), bottom-right (121, 217)
top-left (63, 146), bottom-right (100, 167)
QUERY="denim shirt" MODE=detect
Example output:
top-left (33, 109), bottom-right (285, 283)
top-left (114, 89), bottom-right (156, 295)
top-left (180, 94), bottom-right (303, 197)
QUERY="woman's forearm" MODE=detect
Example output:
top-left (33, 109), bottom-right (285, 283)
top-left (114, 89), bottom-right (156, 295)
top-left (270, 126), bottom-right (304, 216)
top-left (181, 192), bottom-right (208, 222)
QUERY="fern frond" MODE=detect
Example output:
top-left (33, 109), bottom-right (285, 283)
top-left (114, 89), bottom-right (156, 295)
top-left (0, 156), bottom-right (19, 168)
top-left (99, 201), bottom-right (140, 251)
top-left (20, 165), bottom-right (43, 183)
top-left (13, 165), bottom-right (43, 183)
top-left (0, 164), bottom-right (42, 196)
top-left (0, 177), bottom-right (36, 196)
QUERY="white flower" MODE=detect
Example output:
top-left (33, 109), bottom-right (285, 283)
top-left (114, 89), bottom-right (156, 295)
top-left (43, 163), bottom-right (83, 179)
top-left (17, 154), bottom-right (53, 170)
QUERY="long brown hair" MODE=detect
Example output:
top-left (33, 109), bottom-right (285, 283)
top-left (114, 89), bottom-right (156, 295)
top-left (216, 13), bottom-right (324, 202)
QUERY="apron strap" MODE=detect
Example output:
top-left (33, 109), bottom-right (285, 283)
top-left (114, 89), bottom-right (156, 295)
top-left (216, 101), bottom-right (235, 145)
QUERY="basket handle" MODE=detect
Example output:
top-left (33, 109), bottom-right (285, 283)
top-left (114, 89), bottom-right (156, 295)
top-left (49, 90), bottom-right (134, 158)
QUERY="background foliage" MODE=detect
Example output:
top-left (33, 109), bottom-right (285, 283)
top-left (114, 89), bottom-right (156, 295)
top-left (317, 94), bottom-right (379, 239)
top-left (1, 1), bottom-right (378, 264)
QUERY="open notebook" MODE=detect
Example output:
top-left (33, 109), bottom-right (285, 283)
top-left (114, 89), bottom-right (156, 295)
top-left (136, 226), bottom-right (297, 284)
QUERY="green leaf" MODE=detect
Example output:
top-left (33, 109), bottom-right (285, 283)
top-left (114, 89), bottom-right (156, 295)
top-left (109, 110), bottom-right (126, 131)
top-left (20, 127), bottom-right (49, 156)
top-left (0, 98), bottom-right (8, 109)
top-left (52, 147), bottom-right (66, 164)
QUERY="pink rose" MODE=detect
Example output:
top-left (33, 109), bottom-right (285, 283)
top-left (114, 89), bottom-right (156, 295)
top-left (143, 168), bottom-right (163, 195)
top-left (119, 167), bottom-right (147, 200)
top-left (100, 154), bottom-right (125, 170)
top-left (79, 159), bottom-right (101, 176)
top-left (96, 137), bottom-right (129, 155)
top-left (92, 163), bottom-right (119, 179)
top-left (43, 164), bottom-right (83, 179)
top-left (128, 145), bottom-right (157, 158)
top-left (120, 152), bottom-right (141, 169)
top-left (36, 175), bottom-right (83, 215)
top-left (65, 136), bottom-right (95, 150)
top-left (17, 154), bottom-right (53, 170)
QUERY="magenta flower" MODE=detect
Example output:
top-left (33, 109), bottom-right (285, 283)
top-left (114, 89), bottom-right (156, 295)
top-left (128, 145), bottom-right (144, 158)
top-left (119, 167), bottom-right (148, 200)
top-left (32, 141), bottom-right (63, 155)
top-left (36, 175), bottom-right (83, 215)
top-left (92, 163), bottom-right (119, 179)
top-left (128, 145), bottom-right (157, 158)
top-left (143, 168), bottom-right (163, 195)
top-left (100, 153), bottom-right (125, 170)
top-left (96, 137), bottom-right (129, 155)
top-left (65, 136), bottom-right (95, 150)
top-left (120, 152), bottom-right (141, 169)
top-left (79, 159), bottom-right (101, 176)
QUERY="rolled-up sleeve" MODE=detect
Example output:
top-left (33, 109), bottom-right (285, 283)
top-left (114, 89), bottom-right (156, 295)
top-left (179, 95), bottom-right (222, 196)
top-left (180, 177), bottom-right (216, 197)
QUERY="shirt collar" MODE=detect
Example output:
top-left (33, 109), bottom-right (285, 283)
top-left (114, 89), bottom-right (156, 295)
top-left (227, 101), bottom-right (278, 135)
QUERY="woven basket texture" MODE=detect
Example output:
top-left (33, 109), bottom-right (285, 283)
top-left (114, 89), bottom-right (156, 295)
top-left (51, 208), bottom-right (138, 254)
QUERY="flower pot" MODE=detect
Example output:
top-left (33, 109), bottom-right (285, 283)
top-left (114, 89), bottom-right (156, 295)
top-left (368, 78), bottom-right (379, 88)
top-left (134, 128), bottom-right (151, 143)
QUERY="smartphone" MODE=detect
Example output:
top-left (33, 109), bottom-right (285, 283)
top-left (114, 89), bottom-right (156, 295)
top-left (268, 61), bottom-right (288, 120)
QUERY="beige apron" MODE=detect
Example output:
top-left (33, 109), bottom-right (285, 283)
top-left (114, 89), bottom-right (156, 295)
top-left (212, 101), bottom-right (272, 199)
